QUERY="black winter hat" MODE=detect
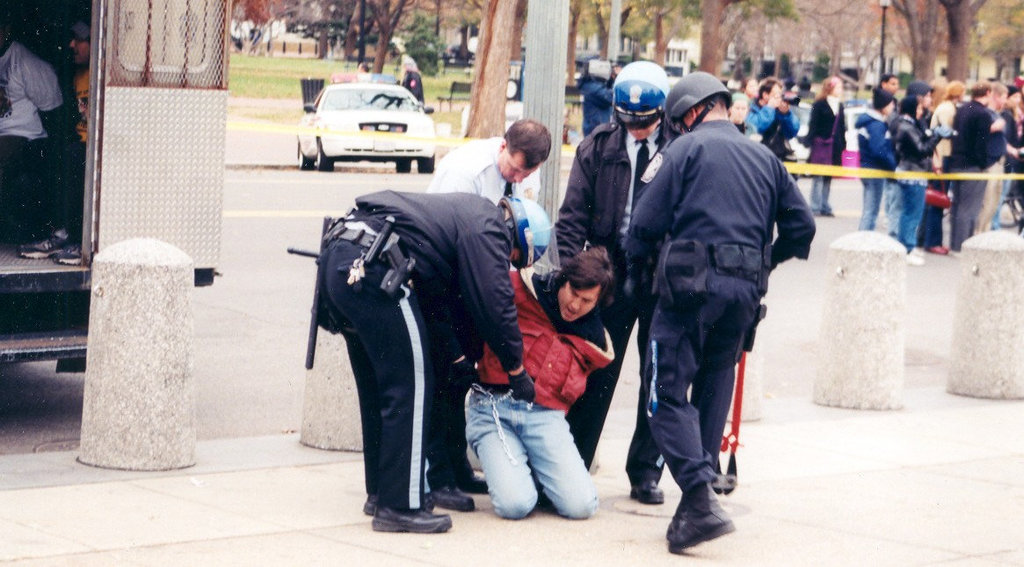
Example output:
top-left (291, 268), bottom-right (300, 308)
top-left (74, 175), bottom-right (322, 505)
top-left (872, 87), bottom-right (895, 111)
top-left (906, 81), bottom-right (931, 98)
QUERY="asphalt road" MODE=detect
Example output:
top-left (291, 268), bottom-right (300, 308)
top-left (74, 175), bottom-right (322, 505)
top-left (0, 141), bottom-right (968, 456)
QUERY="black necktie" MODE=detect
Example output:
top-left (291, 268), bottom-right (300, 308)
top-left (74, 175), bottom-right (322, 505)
top-left (633, 139), bottom-right (649, 206)
top-left (504, 180), bottom-right (513, 198)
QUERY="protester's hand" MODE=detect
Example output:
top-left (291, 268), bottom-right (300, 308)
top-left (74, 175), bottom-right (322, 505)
top-left (452, 358), bottom-right (478, 390)
top-left (507, 369), bottom-right (536, 403)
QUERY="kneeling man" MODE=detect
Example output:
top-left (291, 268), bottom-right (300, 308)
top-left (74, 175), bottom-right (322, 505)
top-left (468, 247), bottom-right (615, 520)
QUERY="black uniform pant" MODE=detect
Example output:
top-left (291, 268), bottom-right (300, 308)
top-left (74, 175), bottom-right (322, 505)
top-left (565, 274), bottom-right (662, 485)
top-left (424, 351), bottom-right (474, 490)
top-left (323, 239), bottom-right (434, 510)
top-left (644, 273), bottom-right (759, 492)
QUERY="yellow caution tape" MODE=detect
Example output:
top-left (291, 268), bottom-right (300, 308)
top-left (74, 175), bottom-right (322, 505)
top-left (784, 161), bottom-right (1024, 181)
top-left (226, 120), bottom-right (1024, 178)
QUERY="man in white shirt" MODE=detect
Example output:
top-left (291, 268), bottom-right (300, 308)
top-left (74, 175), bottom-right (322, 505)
top-left (426, 118), bottom-right (551, 203)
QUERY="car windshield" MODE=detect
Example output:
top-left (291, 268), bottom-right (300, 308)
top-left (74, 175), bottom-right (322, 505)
top-left (321, 88), bottom-right (419, 112)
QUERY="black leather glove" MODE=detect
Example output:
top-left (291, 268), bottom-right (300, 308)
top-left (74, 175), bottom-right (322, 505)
top-left (451, 358), bottom-right (478, 390)
top-left (507, 368), bottom-right (536, 403)
top-left (622, 260), bottom-right (645, 303)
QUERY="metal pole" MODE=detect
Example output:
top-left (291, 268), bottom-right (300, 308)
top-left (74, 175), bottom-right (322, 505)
top-left (524, 0), bottom-right (570, 268)
top-left (608, 0), bottom-right (621, 63)
top-left (357, 0), bottom-right (367, 66)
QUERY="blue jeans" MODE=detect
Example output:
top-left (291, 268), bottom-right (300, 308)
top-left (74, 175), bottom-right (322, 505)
top-left (810, 176), bottom-right (833, 215)
top-left (897, 178), bottom-right (926, 252)
top-left (466, 388), bottom-right (598, 520)
top-left (884, 179), bottom-right (902, 238)
top-left (859, 177), bottom-right (885, 231)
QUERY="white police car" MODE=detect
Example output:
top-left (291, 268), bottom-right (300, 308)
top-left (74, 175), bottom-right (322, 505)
top-left (297, 82), bottom-right (437, 173)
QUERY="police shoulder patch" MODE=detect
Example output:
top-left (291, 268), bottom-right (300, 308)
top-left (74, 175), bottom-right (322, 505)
top-left (640, 152), bottom-right (663, 184)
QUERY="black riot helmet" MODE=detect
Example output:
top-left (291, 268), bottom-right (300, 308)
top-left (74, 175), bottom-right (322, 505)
top-left (665, 72), bottom-right (730, 132)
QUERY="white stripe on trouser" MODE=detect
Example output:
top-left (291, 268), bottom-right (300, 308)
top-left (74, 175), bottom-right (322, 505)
top-left (397, 285), bottom-right (425, 508)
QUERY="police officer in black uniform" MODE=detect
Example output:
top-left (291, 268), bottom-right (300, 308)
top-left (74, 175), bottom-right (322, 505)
top-left (557, 61), bottom-right (676, 505)
top-left (319, 190), bottom-right (549, 534)
top-left (624, 72), bottom-right (815, 553)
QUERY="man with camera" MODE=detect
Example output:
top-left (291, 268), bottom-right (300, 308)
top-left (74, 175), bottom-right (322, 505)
top-left (579, 59), bottom-right (620, 136)
top-left (746, 78), bottom-right (801, 161)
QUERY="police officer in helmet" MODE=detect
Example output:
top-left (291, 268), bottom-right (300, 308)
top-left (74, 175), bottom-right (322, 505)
top-left (319, 191), bottom-right (551, 534)
top-left (624, 72), bottom-right (815, 553)
top-left (557, 61), bottom-right (677, 505)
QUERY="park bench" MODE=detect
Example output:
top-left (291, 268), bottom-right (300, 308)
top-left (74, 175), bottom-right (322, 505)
top-left (564, 85), bottom-right (583, 111)
top-left (439, 81), bottom-right (472, 111)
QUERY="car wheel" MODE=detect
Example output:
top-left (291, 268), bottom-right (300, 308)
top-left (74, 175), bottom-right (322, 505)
top-left (298, 143), bottom-right (315, 170)
top-left (417, 156), bottom-right (435, 174)
top-left (396, 159), bottom-right (412, 174)
top-left (315, 138), bottom-right (333, 172)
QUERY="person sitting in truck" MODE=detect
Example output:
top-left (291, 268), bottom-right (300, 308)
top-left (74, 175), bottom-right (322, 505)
top-left (17, 20), bottom-right (89, 265)
top-left (0, 7), bottom-right (64, 244)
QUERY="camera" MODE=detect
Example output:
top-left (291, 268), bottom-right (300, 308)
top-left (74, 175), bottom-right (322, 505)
top-left (782, 93), bottom-right (800, 105)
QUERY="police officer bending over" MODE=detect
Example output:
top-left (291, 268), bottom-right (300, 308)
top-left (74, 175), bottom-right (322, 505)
top-left (319, 190), bottom-right (550, 534)
top-left (624, 72), bottom-right (815, 553)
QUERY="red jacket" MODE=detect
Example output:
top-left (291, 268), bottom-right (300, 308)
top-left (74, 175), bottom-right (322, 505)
top-left (479, 270), bottom-right (614, 413)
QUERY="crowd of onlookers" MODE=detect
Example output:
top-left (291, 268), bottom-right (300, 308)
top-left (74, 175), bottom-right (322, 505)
top-left (722, 72), bottom-right (1024, 266)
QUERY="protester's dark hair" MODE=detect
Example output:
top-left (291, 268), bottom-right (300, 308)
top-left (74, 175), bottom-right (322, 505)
top-left (880, 73), bottom-right (898, 88)
top-left (505, 119), bottom-right (552, 169)
top-left (899, 95), bottom-right (919, 117)
top-left (757, 79), bottom-right (779, 102)
top-left (555, 246), bottom-right (616, 307)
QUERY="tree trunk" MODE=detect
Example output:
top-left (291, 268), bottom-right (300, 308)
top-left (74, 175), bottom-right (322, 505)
top-left (318, 29), bottom-right (329, 60)
top-left (567, 5), bottom-right (581, 87)
top-left (467, 0), bottom-right (517, 138)
top-left (511, 0), bottom-right (527, 61)
top-left (653, 10), bottom-right (667, 66)
top-left (699, 0), bottom-right (731, 75)
top-left (942, 0), bottom-right (974, 80)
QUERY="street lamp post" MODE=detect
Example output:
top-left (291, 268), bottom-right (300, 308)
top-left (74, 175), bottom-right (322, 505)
top-left (879, 0), bottom-right (891, 77)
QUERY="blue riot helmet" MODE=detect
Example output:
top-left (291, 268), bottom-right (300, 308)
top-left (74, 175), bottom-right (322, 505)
top-left (500, 197), bottom-right (551, 268)
top-left (613, 61), bottom-right (670, 129)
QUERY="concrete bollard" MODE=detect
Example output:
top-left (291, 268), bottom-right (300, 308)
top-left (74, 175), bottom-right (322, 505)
top-left (948, 231), bottom-right (1024, 399)
top-left (814, 232), bottom-right (906, 410)
top-left (78, 238), bottom-right (196, 470)
top-left (300, 331), bottom-right (362, 451)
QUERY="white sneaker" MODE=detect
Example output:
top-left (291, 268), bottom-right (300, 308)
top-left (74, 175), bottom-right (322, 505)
top-left (906, 253), bottom-right (925, 266)
top-left (910, 248), bottom-right (925, 257)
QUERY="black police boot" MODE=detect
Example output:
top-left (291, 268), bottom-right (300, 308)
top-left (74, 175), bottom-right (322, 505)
top-left (629, 479), bottom-right (665, 505)
top-left (372, 506), bottom-right (452, 534)
top-left (455, 470), bottom-right (489, 495)
top-left (362, 494), bottom-right (378, 516)
top-left (429, 486), bottom-right (475, 512)
top-left (666, 483), bottom-right (735, 553)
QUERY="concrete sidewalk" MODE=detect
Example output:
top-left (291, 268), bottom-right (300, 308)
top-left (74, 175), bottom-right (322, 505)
top-left (2, 383), bottom-right (1022, 566)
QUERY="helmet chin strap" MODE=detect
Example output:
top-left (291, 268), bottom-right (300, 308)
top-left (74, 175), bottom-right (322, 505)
top-left (683, 100), bottom-right (716, 133)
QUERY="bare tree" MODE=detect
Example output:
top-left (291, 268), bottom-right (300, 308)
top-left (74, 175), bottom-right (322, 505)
top-left (976, 0), bottom-right (1024, 80)
top-left (890, 0), bottom-right (944, 80)
top-left (466, 0), bottom-right (519, 137)
top-left (937, 0), bottom-right (988, 80)
top-left (367, 0), bottom-right (418, 72)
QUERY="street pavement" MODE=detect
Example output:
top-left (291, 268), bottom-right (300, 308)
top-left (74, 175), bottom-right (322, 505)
top-left (1, 117), bottom-right (1023, 565)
